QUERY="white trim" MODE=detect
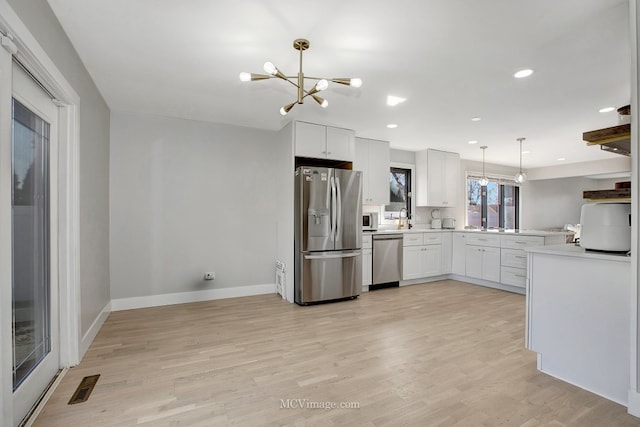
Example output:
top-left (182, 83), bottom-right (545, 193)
top-left (0, 0), bottom-right (82, 371)
top-left (79, 302), bottom-right (111, 359)
top-left (111, 284), bottom-right (277, 311)
top-left (630, 0), bottom-right (639, 414)
top-left (628, 389), bottom-right (640, 417)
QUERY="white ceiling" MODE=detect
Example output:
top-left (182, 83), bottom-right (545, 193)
top-left (46, 0), bottom-right (631, 169)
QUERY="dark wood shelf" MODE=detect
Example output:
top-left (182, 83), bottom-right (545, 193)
top-left (583, 188), bottom-right (631, 200)
top-left (582, 123), bottom-right (631, 145)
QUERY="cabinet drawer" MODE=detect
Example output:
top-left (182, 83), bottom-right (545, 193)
top-left (362, 234), bottom-right (373, 249)
top-left (500, 235), bottom-right (544, 249)
top-left (501, 266), bottom-right (527, 288)
top-left (423, 233), bottom-right (443, 245)
top-left (466, 234), bottom-right (501, 247)
top-left (403, 233), bottom-right (424, 247)
top-left (501, 248), bottom-right (527, 269)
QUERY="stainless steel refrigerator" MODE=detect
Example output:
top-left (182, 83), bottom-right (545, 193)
top-left (294, 167), bottom-right (362, 305)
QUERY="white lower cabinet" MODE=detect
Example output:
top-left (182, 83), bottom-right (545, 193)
top-left (362, 234), bottom-right (373, 291)
top-left (362, 248), bottom-right (372, 291)
top-left (402, 232), bottom-right (443, 280)
top-left (465, 245), bottom-right (500, 282)
top-left (403, 245), bottom-right (442, 280)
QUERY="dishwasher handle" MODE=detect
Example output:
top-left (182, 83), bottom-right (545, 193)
top-left (373, 234), bottom-right (403, 240)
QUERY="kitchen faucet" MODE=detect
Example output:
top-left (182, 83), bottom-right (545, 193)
top-left (398, 207), bottom-right (409, 229)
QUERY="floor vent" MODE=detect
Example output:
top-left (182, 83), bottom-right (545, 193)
top-left (68, 374), bottom-right (100, 405)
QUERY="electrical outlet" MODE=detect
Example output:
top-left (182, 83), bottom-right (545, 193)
top-left (204, 272), bottom-right (215, 280)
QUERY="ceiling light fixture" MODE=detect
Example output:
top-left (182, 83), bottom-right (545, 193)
top-left (480, 146), bottom-right (489, 186)
top-left (599, 106), bottom-right (615, 113)
top-left (471, 117), bottom-right (481, 122)
top-left (514, 69), bottom-right (534, 79)
top-left (468, 140), bottom-right (478, 144)
top-left (387, 123), bottom-right (398, 129)
top-left (387, 95), bottom-right (406, 106)
top-left (239, 38), bottom-right (362, 116)
top-left (514, 137), bottom-right (527, 184)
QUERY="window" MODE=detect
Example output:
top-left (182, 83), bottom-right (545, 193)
top-left (384, 167), bottom-right (411, 219)
top-left (466, 174), bottom-right (520, 229)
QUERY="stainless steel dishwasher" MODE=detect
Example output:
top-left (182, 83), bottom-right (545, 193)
top-left (372, 233), bottom-right (403, 286)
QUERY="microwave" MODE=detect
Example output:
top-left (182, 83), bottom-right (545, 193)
top-left (363, 212), bottom-right (379, 231)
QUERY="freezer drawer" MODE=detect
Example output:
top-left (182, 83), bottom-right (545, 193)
top-left (296, 250), bottom-right (361, 304)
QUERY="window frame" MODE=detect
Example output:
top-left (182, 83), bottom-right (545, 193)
top-left (466, 171), bottom-right (520, 229)
top-left (381, 162), bottom-right (415, 224)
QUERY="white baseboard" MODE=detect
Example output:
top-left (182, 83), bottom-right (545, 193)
top-left (110, 283), bottom-right (276, 311)
top-left (79, 301), bottom-right (111, 360)
top-left (628, 389), bottom-right (640, 417)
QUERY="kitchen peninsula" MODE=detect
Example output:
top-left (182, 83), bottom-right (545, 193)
top-left (525, 244), bottom-right (631, 405)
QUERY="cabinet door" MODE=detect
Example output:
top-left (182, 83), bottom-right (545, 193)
top-left (423, 245), bottom-right (442, 277)
top-left (442, 152), bottom-right (460, 206)
top-left (441, 232), bottom-right (452, 274)
top-left (362, 248), bottom-right (373, 288)
top-left (326, 126), bottom-right (354, 161)
top-left (353, 138), bottom-right (370, 202)
top-left (368, 139), bottom-right (390, 204)
top-left (403, 246), bottom-right (424, 280)
top-left (295, 121), bottom-right (326, 158)
top-left (452, 233), bottom-right (466, 275)
top-left (465, 245), bottom-right (483, 279)
top-left (427, 150), bottom-right (444, 206)
top-left (482, 246), bottom-right (501, 282)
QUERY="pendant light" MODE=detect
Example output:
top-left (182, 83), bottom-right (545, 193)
top-left (479, 146), bottom-right (489, 186)
top-left (514, 137), bottom-right (527, 183)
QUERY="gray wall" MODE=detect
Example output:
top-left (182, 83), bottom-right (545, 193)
top-left (110, 112), bottom-right (284, 299)
top-left (8, 0), bottom-right (111, 336)
top-left (520, 177), bottom-right (620, 229)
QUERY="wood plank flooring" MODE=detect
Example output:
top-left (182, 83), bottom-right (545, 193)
top-left (33, 280), bottom-right (640, 426)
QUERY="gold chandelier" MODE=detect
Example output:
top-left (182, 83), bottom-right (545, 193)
top-left (239, 38), bottom-right (362, 116)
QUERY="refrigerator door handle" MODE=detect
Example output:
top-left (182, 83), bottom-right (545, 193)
top-left (304, 252), bottom-right (360, 260)
top-left (335, 176), bottom-right (342, 242)
top-left (330, 176), bottom-right (337, 242)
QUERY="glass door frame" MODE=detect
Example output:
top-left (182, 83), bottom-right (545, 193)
top-left (0, 4), bottom-right (82, 425)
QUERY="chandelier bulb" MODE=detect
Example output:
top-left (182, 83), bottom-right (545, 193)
top-left (239, 72), bottom-right (251, 82)
top-left (350, 78), bottom-right (362, 88)
top-left (480, 177), bottom-right (489, 186)
top-left (263, 61), bottom-right (277, 75)
top-left (316, 79), bottom-right (329, 91)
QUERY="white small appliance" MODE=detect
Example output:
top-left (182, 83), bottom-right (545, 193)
top-left (579, 202), bottom-right (631, 252)
top-left (442, 217), bottom-right (456, 229)
top-left (363, 212), bottom-right (378, 231)
top-left (431, 209), bottom-right (441, 229)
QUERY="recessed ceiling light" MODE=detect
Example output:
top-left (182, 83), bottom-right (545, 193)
top-left (387, 123), bottom-right (398, 129)
top-left (468, 140), bottom-right (478, 144)
top-left (387, 95), bottom-right (407, 106)
top-left (514, 69), bottom-right (534, 79)
top-left (557, 157), bottom-right (566, 161)
top-left (471, 117), bottom-right (481, 122)
top-left (599, 106), bottom-right (615, 113)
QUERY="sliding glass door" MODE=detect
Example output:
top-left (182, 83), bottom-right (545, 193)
top-left (11, 63), bottom-right (59, 425)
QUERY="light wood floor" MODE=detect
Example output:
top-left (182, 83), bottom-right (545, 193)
top-left (34, 280), bottom-right (640, 426)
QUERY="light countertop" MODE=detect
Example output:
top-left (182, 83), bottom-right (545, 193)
top-left (366, 228), bottom-right (572, 237)
top-left (525, 243), bottom-right (631, 262)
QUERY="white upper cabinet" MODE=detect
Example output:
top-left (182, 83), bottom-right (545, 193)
top-left (354, 137), bottom-right (390, 205)
top-left (415, 149), bottom-right (460, 207)
top-left (294, 121), bottom-right (355, 161)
